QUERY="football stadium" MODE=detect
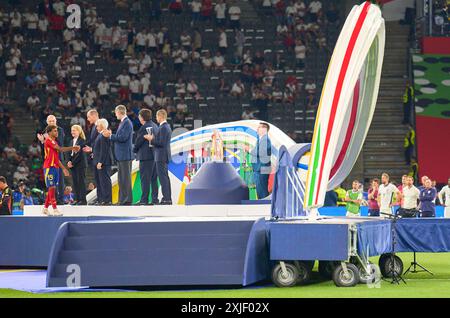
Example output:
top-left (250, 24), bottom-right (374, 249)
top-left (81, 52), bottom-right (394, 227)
top-left (0, 0), bottom-right (449, 300)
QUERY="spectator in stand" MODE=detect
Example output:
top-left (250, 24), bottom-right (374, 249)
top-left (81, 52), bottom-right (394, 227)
top-left (97, 77), bottom-right (110, 102)
top-left (27, 92), bottom-right (41, 116)
top-left (200, 0), bottom-right (213, 23)
top-left (218, 28), bottom-right (228, 55)
top-left (191, 0), bottom-right (202, 25)
top-left (5, 57), bottom-right (17, 99)
top-left (175, 78), bottom-right (187, 97)
top-left (294, 39), bottom-right (306, 69)
top-left (70, 112), bottom-right (86, 130)
top-left (419, 179), bottom-right (437, 217)
top-left (172, 43), bottom-right (184, 77)
top-left (176, 98), bottom-right (188, 113)
top-left (28, 141), bottom-right (42, 159)
top-left (180, 31), bottom-right (192, 51)
top-left (367, 178), bottom-right (380, 216)
top-left (129, 75), bottom-right (141, 101)
top-left (24, 8), bottom-right (39, 40)
top-left (13, 161), bottom-right (30, 183)
top-left (213, 51), bottom-right (225, 70)
top-left (308, 0), bottom-right (322, 22)
top-left (242, 109), bottom-right (256, 120)
top-left (201, 51), bottom-right (213, 70)
top-left (230, 79), bottom-right (245, 97)
top-left (272, 86), bottom-right (283, 103)
top-left (187, 79), bottom-right (200, 98)
top-left (305, 79), bottom-right (316, 95)
top-left (3, 141), bottom-right (21, 163)
top-left (169, 0), bottom-right (183, 15)
top-left (144, 90), bottom-right (156, 109)
top-left (228, 1), bottom-right (241, 29)
top-left (215, 0), bottom-right (227, 27)
top-left (234, 29), bottom-right (245, 58)
top-left (38, 14), bottom-right (49, 42)
top-left (275, 0), bottom-right (286, 25)
top-left (218, 78), bottom-right (230, 95)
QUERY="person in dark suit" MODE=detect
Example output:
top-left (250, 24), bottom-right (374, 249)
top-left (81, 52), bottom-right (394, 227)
top-left (36, 114), bottom-right (66, 204)
top-left (67, 125), bottom-right (88, 205)
top-left (134, 109), bottom-right (159, 205)
top-left (145, 109), bottom-right (172, 205)
top-left (245, 122), bottom-right (272, 199)
top-left (93, 119), bottom-right (112, 205)
top-left (81, 109), bottom-right (100, 204)
top-left (103, 105), bottom-right (134, 205)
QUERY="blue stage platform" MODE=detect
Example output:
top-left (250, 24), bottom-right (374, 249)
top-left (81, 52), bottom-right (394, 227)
top-left (0, 213), bottom-right (449, 288)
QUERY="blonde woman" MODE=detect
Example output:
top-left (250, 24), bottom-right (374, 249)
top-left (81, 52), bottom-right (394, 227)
top-left (67, 125), bottom-right (88, 205)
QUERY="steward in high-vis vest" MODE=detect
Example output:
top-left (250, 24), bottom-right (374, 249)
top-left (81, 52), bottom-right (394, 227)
top-left (402, 82), bottom-right (414, 124)
top-left (334, 186), bottom-right (347, 207)
top-left (404, 125), bottom-right (415, 165)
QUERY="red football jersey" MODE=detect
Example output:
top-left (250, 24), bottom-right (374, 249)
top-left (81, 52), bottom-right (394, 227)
top-left (43, 138), bottom-right (60, 168)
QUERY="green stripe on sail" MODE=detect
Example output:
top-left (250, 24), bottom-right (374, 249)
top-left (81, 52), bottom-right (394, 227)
top-left (308, 125), bottom-right (321, 206)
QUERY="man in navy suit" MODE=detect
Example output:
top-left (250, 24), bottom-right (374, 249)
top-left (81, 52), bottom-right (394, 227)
top-left (145, 109), bottom-right (172, 204)
top-left (81, 109), bottom-right (101, 204)
top-left (93, 119), bottom-right (112, 205)
top-left (245, 122), bottom-right (272, 199)
top-left (134, 108), bottom-right (159, 205)
top-left (103, 105), bottom-right (134, 205)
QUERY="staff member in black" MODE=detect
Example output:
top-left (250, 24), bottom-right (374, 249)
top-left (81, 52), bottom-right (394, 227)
top-left (82, 109), bottom-right (100, 204)
top-left (0, 176), bottom-right (12, 215)
top-left (67, 125), bottom-right (88, 205)
top-left (134, 109), bottom-right (159, 205)
top-left (145, 109), bottom-right (172, 205)
top-left (92, 118), bottom-right (112, 205)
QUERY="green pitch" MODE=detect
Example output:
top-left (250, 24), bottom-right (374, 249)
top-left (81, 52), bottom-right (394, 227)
top-left (1, 253), bottom-right (449, 298)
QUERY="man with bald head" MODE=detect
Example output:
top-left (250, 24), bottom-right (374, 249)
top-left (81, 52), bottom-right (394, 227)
top-left (37, 114), bottom-right (66, 203)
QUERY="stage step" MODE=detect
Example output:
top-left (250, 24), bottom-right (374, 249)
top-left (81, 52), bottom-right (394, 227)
top-left (47, 218), bottom-right (270, 287)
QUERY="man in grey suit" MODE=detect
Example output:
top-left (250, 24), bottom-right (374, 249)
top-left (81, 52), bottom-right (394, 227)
top-left (145, 109), bottom-right (172, 205)
top-left (103, 105), bottom-right (134, 205)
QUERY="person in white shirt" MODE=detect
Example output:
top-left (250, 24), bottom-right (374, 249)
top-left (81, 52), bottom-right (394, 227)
top-left (398, 176), bottom-right (420, 217)
top-left (187, 80), bottom-right (199, 96)
top-left (83, 87), bottom-right (97, 108)
top-left (38, 15), bottom-right (49, 42)
top-left (10, 10), bottom-right (22, 31)
top-left (128, 56), bottom-right (139, 75)
top-left (228, 4), bottom-right (241, 29)
top-left (117, 69), bottom-right (131, 87)
top-left (438, 178), bottom-right (450, 218)
top-left (97, 78), bottom-right (110, 100)
top-left (144, 91), bottom-right (156, 108)
top-left (129, 76), bottom-right (141, 101)
top-left (135, 29), bottom-right (148, 53)
top-left (5, 58), bottom-right (17, 98)
top-left (377, 173), bottom-right (401, 215)
top-left (294, 39), bottom-right (306, 68)
top-left (215, 0), bottom-right (227, 27)
top-left (70, 38), bottom-right (87, 55)
top-left (180, 32), bottom-right (192, 51)
top-left (140, 73), bottom-right (151, 96)
top-left (230, 79), bottom-right (245, 97)
top-left (27, 93), bottom-right (40, 113)
top-left (25, 9), bottom-right (39, 40)
top-left (190, 0), bottom-right (202, 25)
top-left (70, 113), bottom-right (86, 130)
top-left (218, 28), bottom-right (228, 55)
top-left (308, 0), bottom-right (322, 21)
top-left (63, 29), bottom-right (75, 44)
top-left (147, 30), bottom-right (157, 53)
top-left (213, 52), bottom-right (225, 70)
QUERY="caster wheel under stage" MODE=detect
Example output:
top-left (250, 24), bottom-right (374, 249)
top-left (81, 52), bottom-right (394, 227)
top-left (332, 263), bottom-right (360, 287)
top-left (272, 261), bottom-right (312, 287)
top-left (379, 254), bottom-right (404, 278)
top-left (357, 262), bottom-right (381, 284)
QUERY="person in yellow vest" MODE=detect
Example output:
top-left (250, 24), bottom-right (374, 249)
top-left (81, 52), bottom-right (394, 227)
top-left (404, 124), bottom-right (415, 165)
top-left (408, 157), bottom-right (419, 185)
top-left (402, 81), bottom-right (414, 125)
top-left (334, 185), bottom-right (347, 207)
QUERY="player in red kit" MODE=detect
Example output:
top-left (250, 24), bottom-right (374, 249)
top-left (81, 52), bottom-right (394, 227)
top-left (42, 125), bottom-right (80, 216)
